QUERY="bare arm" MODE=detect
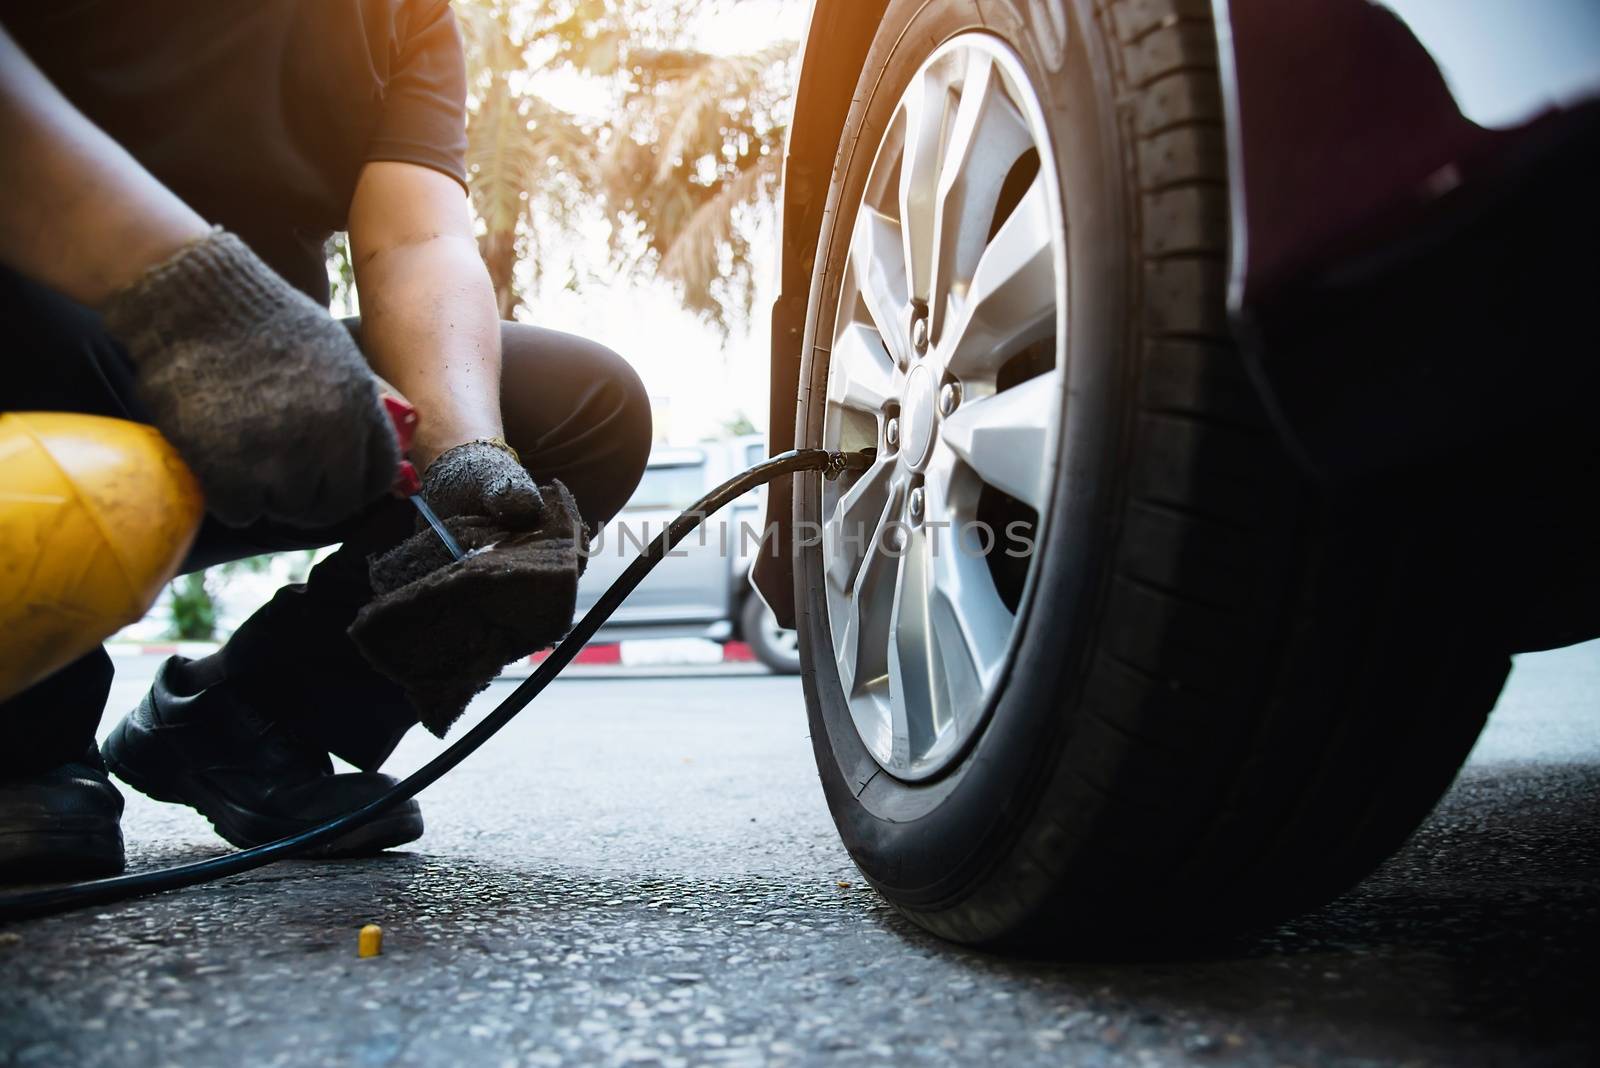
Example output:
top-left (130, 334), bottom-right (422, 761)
top-left (347, 161), bottom-right (503, 470)
top-left (0, 26), bottom-right (208, 306)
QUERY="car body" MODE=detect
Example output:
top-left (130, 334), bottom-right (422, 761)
top-left (752, 0), bottom-right (1600, 950)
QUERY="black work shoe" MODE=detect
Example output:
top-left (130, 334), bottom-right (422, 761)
top-left (0, 749), bottom-right (125, 881)
top-left (102, 657), bottom-right (422, 856)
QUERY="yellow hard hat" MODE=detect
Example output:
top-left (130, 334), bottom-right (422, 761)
top-left (0, 412), bottom-right (203, 702)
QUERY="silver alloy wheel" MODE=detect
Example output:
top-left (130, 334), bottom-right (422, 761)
top-left (762, 613), bottom-right (801, 660)
top-left (820, 33), bottom-right (1066, 781)
top-left (764, 613), bottom-right (800, 655)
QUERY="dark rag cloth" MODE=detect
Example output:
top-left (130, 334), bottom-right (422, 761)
top-left (348, 480), bottom-right (587, 737)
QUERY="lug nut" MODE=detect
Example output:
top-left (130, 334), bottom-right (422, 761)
top-left (909, 486), bottom-right (925, 522)
top-left (885, 417), bottom-right (900, 449)
top-left (938, 382), bottom-right (961, 416)
top-left (911, 317), bottom-right (929, 355)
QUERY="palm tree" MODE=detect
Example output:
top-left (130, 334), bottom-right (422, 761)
top-left (603, 43), bottom-right (793, 329)
top-left (455, 1), bottom-right (794, 327)
top-left (458, 1), bottom-right (598, 318)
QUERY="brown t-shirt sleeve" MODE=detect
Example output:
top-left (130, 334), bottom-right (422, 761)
top-left (365, 0), bottom-right (469, 190)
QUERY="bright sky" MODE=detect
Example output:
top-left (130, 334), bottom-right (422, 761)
top-left (515, 0), bottom-right (810, 446)
top-left (1378, 0), bottom-right (1600, 128)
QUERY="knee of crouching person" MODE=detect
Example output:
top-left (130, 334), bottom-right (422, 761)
top-left (569, 346), bottom-right (651, 530)
top-left (605, 355), bottom-right (652, 500)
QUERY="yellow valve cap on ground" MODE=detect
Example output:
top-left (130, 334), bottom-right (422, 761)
top-left (0, 412), bottom-right (203, 702)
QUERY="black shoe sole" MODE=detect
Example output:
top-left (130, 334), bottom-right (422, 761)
top-left (0, 820), bottom-right (124, 881)
top-left (103, 717), bottom-right (423, 859)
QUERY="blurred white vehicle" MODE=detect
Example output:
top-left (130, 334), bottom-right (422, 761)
top-left (574, 435), bottom-right (800, 674)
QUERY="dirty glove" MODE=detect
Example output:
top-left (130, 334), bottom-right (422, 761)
top-left (420, 439), bottom-right (544, 526)
top-left (349, 480), bottom-right (586, 737)
top-left (101, 230), bottom-right (400, 528)
top-left (354, 444), bottom-right (564, 735)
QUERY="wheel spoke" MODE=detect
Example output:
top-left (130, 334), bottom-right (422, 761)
top-left (849, 208), bottom-right (911, 366)
top-left (922, 454), bottom-right (1015, 722)
top-left (930, 55), bottom-right (1035, 345)
top-left (824, 457), bottom-right (894, 593)
top-left (836, 489), bottom-right (901, 707)
top-left (829, 323), bottom-right (898, 415)
top-left (936, 53), bottom-right (996, 199)
top-left (887, 525), bottom-right (940, 768)
top-left (938, 369), bottom-right (1060, 512)
top-left (942, 175), bottom-right (1056, 380)
top-left (897, 67), bottom-right (950, 305)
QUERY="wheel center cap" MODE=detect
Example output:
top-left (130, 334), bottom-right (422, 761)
top-left (900, 364), bottom-right (937, 469)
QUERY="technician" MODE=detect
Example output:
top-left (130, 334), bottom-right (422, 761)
top-left (0, 2), bottom-right (651, 878)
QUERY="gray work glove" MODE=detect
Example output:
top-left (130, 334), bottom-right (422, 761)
top-left (421, 440), bottom-right (544, 526)
top-left (101, 230), bottom-right (400, 528)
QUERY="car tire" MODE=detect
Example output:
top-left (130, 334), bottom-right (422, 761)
top-left (741, 594), bottom-right (803, 675)
top-left (791, 0), bottom-right (1509, 950)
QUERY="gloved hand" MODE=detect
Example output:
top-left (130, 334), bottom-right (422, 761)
top-left (352, 442), bottom-right (560, 736)
top-left (420, 440), bottom-right (544, 526)
top-left (101, 230), bottom-right (400, 529)
top-left (350, 480), bottom-right (586, 737)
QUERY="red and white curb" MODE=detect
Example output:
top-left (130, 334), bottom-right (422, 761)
top-left (108, 639), bottom-right (761, 670)
top-left (530, 639), bottom-right (758, 668)
top-left (107, 642), bottom-right (222, 659)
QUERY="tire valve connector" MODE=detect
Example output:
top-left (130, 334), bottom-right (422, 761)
top-left (825, 449), bottom-right (875, 481)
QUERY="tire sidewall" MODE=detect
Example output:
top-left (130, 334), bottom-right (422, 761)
top-left (795, 0), bottom-right (1135, 913)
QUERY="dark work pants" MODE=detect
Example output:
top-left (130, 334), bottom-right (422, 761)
top-left (0, 266), bottom-right (651, 778)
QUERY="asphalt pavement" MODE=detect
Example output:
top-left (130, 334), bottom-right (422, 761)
top-left (1, 642), bottom-right (1597, 1067)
